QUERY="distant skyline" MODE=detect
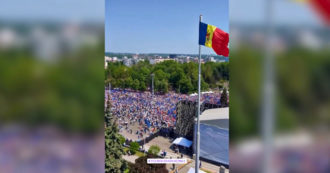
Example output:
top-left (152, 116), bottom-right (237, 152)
top-left (105, 0), bottom-right (229, 54)
top-left (105, 52), bottom-right (226, 57)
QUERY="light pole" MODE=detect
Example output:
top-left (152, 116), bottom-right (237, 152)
top-left (108, 82), bottom-right (111, 95)
top-left (151, 73), bottom-right (155, 96)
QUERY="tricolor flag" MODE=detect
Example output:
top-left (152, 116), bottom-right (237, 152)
top-left (199, 22), bottom-right (229, 57)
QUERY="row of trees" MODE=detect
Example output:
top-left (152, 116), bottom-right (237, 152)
top-left (105, 60), bottom-right (229, 94)
top-left (0, 41), bottom-right (104, 133)
top-left (230, 47), bottom-right (330, 141)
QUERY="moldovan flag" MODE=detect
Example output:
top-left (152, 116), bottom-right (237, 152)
top-left (199, 22), bottom-right (229, 57)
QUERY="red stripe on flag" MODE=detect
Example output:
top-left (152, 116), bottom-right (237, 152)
top-left (310, 0), bottom-right (330, 25)
top-left (211, 28), bottom-right (229, 57)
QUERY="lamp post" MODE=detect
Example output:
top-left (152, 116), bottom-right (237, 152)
top-left (151, 73), bottom-right (155, 96)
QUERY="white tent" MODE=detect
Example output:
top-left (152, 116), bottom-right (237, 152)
top-left (189, 91), bottom-right (214, 96)
top-left (187, 167), bottom-right (206, 173)
top-left (190, 93), bottom-right (198, 96)
top-left (202, 91), bottom-right (214, 94)
top-left (172, 137), bottom-right (192, 148)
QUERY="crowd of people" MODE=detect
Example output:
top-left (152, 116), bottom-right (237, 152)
top-left (0, 126), bottom-right (104, 173)
top-left (106, 89), bottom-right (222, 140)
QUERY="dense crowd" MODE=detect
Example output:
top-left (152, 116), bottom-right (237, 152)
top-left (105, 89), bottom-right (222, 140)
top-left (231, 144), bottom-right (330, 173)
top-left (0, 126), bottom-right (104, 173)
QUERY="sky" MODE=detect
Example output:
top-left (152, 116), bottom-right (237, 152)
top-left (105, 0), bottom-right (229, 54)
top-left (0, 0), bottom-right (320, 54)
top-left (230, 0), bottom-right (321, 26)
top-left (106, 0), bottom-right (320, 54)
top-left (0, 0), bottom-right (104, 22)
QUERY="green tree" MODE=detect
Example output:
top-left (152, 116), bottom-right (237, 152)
top-left (220, 88), bottom-right (228, 107)
top-left (155, 79), bottom-right (169, 93)
top-left (105, 59), bottom-right (229, 94)
top-left (132, 79), bottom-right (140, 90)
top-left (119, 135), bottom-right (126, 145)
top-left (139, 82), bottom-right (147, 91)
top-left (148, 145), bottom-right (160, 155)
top-left (129, 142), bottom-right (140, 155)
top-left (201, 80), bottom-right (209, 91)
top-left (169, 68), bottom-right (184, 92)
top-left (179, 77), bottom-right (193, 94)
top-left (125, 77), bottom-right (133, 89)
top-left (104, 97), bottom-right (112, 127)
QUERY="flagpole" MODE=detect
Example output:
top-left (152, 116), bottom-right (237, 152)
top-left (195, 14), bottom-right (202, 173)
top-left (262, 0), bottom-right (274, 172)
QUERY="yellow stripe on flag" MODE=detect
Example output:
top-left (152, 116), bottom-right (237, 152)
top-left (292, 0), bottom-right (309, 3)
top-left (205, 24), bottom-right (217, 48)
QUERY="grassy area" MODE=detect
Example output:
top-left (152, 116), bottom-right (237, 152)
top-left (135, 151), bottom-right (145, 157)
top-left (123, 147), bottom-right (146, 157)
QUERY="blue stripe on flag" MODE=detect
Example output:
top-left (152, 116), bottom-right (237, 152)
top-left (199, 22), bottom-right (208, 45)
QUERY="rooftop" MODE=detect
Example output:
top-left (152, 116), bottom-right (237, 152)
top-left (200, 107), bottom-right (229, 130)
top-left (200, 107), bottom-right (229, 121)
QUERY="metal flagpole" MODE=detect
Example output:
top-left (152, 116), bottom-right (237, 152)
top-left (262, 0), bottom-right (274, 172)
top-left (195, 14), bottom-right (202, 173)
